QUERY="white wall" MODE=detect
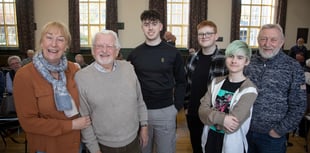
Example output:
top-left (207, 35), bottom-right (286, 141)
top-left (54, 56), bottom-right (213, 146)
top-left (284, 0), bottom-right (310, 49)
top-left (118, 0), bottom-right (148, 48)
top-left (208, 0), bottom-right (232, 49)
top-left (34, 0), bottom-right (68, 51)
top-left (33, 0), bottom-right (310, 50)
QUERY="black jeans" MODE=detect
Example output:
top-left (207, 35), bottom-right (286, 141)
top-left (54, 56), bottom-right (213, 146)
top-left (186, 114), bottom-right (204, 153)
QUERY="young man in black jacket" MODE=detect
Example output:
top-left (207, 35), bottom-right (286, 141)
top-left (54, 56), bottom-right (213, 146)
top-left (184, 20), bottom-right (227, 153)
top-left (127, 10), bottom-right (186, 153)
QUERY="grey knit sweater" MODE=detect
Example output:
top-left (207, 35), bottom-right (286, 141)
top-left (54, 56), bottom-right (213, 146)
top-left (245, 50), bottom-right (307, 136)
top-left (75, 60), bottom-right (148, 153)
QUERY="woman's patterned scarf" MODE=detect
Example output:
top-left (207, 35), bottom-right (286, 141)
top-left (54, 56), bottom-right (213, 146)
top-left (32, 52), bottom-right (73, 112)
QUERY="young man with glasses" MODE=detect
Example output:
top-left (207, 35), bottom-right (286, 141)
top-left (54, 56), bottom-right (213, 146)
top-left (184, 20), bottom-right (228, 153)
top-left (127, 10), bottom-right (186, 153)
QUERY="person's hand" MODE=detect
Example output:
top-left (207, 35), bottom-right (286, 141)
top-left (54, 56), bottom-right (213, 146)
top-left (184, 108), bottom-right (188, 115)
top-left (223, 115), bottom-right (239, 132)
top-left (171, 35), bottom-right (176, 42)
top-left (72, 116), bottom-right (91, 130)
top-left (269, 129), bottom-right (281, 138)
top-left (139, 126), bottom-right (148, 148)
top-left (96, 150), bottom-right (102, 153)
top-left (296, 53), bottom-right (305, 62)
top-left (188, 48), bottom-right (196, 55)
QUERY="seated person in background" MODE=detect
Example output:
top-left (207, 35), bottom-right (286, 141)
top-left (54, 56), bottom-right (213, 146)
top-left (304, 59), bottom-right (310, 113)
top-left (6, 55), bottom-right (22, 95)
top-left (22, 49), bottom-right (35, 66)
top-left (305, 59), bottom-right (310, 86)
top-left (164, 31), bottom-right (176, 46)
top-left (286, 38), bottom-right (307, 146)
top-left (75, 54), bottom-right (88, 68)
top-left (0, 71), bottom-right (4, 105)
top-left (295, 59), bottom-right (310, 139)
top-left (289, 37), bottom-right (308, 67)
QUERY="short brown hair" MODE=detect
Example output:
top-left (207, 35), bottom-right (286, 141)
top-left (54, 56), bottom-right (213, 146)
top-left (197, 20), bottom-right (217, 34)
top-left (140, 10), bottom-right (161, 22)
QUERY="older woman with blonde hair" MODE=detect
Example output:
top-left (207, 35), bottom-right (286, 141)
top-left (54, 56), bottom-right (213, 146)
top-left (13, 21), bottom-right (91, 153)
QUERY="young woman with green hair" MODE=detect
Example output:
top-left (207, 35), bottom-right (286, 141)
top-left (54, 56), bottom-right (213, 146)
top-left (199, 40), bottom-right (258, 153)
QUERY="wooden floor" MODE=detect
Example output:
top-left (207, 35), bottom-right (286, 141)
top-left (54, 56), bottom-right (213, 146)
top-left (1, 109), bottom-right (309, 153)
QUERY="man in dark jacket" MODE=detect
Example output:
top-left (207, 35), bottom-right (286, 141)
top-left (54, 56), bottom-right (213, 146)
top-left (245, 24), bottom-right (307, 153)
top-left (184, 20), bottom-right (228, 153)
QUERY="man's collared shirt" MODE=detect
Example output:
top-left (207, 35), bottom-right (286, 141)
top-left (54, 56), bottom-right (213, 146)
top-left (94, 62), bottom-right (117, 73)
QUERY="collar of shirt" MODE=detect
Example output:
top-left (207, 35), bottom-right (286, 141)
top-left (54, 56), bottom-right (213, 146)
top-left (94, 61), bottom-right (117, 73)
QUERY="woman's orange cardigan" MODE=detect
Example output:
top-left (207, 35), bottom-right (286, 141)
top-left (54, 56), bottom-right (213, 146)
top-left (13, 62), bottom-right (81, 153)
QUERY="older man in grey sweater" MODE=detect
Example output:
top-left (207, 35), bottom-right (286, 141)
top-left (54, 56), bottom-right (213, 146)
top-left (75, 30), bottom-right (148, 153)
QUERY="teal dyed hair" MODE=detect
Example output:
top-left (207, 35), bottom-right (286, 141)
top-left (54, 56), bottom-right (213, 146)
top-left (225, 40), bottom-right (252, 60)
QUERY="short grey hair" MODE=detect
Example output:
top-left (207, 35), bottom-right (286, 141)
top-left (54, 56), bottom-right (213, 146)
top-left (259, 24), bottom-right (285, 40)
top-left (7, 55), bottom-right (21, 65)
top-left (27, 49), bottom-right (35, 54)
top-left (91, 30), bottom-right (121, 49)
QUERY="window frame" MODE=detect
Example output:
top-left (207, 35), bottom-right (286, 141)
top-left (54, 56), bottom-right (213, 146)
top-left (240, 0), bottom-right (276, 48)
top-left (79, 0), bottom-right (106, 48)
top-left (167, 0), bottom-right (189, 48)
top-left (0, 0), bottom-right (18, 48)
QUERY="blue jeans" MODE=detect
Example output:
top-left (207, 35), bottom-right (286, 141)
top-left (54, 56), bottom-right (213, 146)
top-left (247, 131), bottom-right (286, 153)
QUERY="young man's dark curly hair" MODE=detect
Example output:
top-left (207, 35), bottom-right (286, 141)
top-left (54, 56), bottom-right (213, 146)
top-left (140, 10), bottom-right (161, 22)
